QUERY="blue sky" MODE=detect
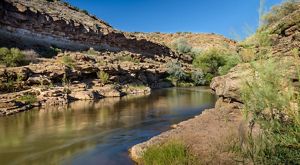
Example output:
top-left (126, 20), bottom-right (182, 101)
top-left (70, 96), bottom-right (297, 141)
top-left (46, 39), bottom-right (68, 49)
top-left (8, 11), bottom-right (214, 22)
top-left (65, 0), bottom-right (283, 39)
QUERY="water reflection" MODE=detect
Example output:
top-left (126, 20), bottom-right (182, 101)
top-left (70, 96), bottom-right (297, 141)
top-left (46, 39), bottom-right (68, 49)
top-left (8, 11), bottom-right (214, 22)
top-left (0, 87), bottom-right (216, 165)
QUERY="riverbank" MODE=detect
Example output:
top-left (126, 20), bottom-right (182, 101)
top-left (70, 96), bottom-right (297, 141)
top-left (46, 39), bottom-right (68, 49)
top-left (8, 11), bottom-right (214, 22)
top-left (130, 97), bottom-right (245, 164)
top-left (0, 51), bottom-right (177, 116)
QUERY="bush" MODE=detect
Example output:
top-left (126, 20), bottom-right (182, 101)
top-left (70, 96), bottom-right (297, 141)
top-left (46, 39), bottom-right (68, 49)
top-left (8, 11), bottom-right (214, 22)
top-left (193, 49), bottom-right (241, 77)
top-left (218, 55), bottom-right (241, 75)
top-left (81, 10), bottom-right (89, 15)
top-left (0, 47), bottom-right (28, 67)
top-left (167, 60), bottom-right (187, 84)
top-left (23, 50), bottom-right (39, 63)
top-left (86, 48), bottom-right (98, 56)
top-left (262, 0), bottom-right (299, 26)
top-left (97, 71), bottom-right (109, 84)
top-left (193, 49), bottom-right (226, 76)
top-left (141, 141), bottom-right (197, 165)
top-left (61, 55), bottom-right (75, 68)
top-left (191, 70), bottom-right (206, 86)
top-left (233, 60), bottom-right (300, 164)
top-left (171, 38), bottom-right (192, 54)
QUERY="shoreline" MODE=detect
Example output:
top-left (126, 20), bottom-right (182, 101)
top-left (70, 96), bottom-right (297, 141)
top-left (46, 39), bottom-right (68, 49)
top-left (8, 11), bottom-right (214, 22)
top-left (129, 97), bottom-right (245, 164)
top-left (0, 86), bottom-right (152, 117)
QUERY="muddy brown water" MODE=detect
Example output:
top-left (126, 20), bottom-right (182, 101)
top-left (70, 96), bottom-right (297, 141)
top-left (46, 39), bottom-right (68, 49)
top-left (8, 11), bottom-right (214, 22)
top-left (0, 87), bottom-right (217, 165)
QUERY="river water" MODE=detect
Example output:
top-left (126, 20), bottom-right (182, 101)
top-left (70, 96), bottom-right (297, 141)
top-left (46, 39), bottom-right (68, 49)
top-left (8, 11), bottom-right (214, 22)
top-left (0, 87), bottom-right (217, 165)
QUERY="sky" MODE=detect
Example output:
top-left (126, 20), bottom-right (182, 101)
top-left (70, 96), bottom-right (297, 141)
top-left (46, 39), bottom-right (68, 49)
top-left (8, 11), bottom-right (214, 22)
top-left (64, 0), bottom-right (283, 40)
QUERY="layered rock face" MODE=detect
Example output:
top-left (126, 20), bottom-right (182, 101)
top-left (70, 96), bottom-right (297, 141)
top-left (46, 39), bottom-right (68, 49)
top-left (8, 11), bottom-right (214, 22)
top-left (131, 32), bottom-right (237, 52)
top-left (0, 0), bottom-right (174, 57)
top-left (270, 7), bottom-right (300, 56)
top-left (1, 50), bottom-right (188, 116)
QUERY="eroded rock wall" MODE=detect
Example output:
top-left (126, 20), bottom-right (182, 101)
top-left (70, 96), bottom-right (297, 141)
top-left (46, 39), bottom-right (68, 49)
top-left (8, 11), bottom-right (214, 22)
top-left (0, 0), bottom-right (174, 57)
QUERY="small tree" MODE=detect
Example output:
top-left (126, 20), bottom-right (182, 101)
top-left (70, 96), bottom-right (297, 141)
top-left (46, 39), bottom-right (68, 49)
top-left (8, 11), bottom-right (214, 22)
top-left (97, 71), bottom-right (109, 84)
top-left (193, 49), bottom-right (226, 76)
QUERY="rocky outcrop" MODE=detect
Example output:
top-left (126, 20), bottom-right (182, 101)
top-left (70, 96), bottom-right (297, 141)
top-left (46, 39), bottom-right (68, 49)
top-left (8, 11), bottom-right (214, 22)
top-left (0, 50), bottom-right (184, 116)
top-left (210, 63), bottom-right (253, 102)
top-left (130, 32), bottom-right (237, 52)
top-left (0, 0), bottom-right (174, 57)
top-left (269, 7), bottom-right (300, 56)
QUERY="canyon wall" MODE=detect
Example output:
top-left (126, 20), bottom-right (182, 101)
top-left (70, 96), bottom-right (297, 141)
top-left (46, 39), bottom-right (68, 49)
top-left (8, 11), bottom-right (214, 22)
top-left (0, 0), bottom-right (174, 57)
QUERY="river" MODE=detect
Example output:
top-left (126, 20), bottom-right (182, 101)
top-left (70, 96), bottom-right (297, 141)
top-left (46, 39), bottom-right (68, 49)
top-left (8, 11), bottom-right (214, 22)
top-left (0, 87), bottom-right (217, 165)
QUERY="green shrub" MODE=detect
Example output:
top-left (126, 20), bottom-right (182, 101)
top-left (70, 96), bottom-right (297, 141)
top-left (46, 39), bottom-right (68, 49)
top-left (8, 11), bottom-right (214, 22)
top-left (81, 10), bottom-right (89, 15)
top-left (167, 60), bottom-right (187, 84)
top-left (191, 70), bottom-right (206, 86)
top-left (141, 141), bottom-right (197, 165)
top-left (193, 49), bottom-right (240, 77)
top-left (17, 94), bottom-right (37, 105)
top-left (203, 73), bottom-right (214, 84)
top-left (61, 55), bottom-right (75, 68)
top-left (262, 0), bottom-right (299, 27)
top-left (97, 71), bottom-right (109, 84)
top-left (218, 55), bottom-right (241, 75)
top-left (171, 38), bottom-right (192, 54)
top-left (0, 47), bottom-right (28, 67)
top-left (233, 60), bottom-right (300, 164)
top-left (193, 49), bottom-right (226, 76)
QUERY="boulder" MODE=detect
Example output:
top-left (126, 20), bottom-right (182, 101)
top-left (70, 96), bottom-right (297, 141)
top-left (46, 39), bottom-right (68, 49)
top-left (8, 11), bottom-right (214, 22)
top-left (210, 63), bottom-right (253, 102)
top-left (69, 90), bottom-right (96, 100)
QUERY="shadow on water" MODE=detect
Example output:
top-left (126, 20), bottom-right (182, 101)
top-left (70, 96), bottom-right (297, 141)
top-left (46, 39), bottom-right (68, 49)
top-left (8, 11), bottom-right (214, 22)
top-left (0, 87), bottom-right (217, 165)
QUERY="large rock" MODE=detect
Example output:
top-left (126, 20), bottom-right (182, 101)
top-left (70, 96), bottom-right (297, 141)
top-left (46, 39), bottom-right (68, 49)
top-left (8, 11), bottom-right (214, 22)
top-left (69, 90), bottom-right (96, 100)
top-left (37, 88), bottom-right (68, 106)
top-left (210, 63), bottom-right (253, 102)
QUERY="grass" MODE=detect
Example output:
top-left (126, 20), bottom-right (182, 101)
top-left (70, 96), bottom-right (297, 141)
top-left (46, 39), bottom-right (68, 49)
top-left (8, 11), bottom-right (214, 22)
top-left (230, 59), bottom-right (300, 164)
top-left (17, 94), bottom-right (37, 105)
top-left (141, 141), bottom-right (198, 165)
top-left (171, 38), bottom-right (192, 54)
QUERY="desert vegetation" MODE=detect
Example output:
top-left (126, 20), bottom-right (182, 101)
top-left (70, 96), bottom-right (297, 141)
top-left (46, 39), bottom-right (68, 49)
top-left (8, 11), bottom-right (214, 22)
top-left (228, 0), bottom-right (300, 164)
top-left (230, 59), bottom-right (300, 164)
top-left (0, 47), bottom-right (28, 67)
top-left (141, 141), bottom-right (197, 165)
top-left (192, 48), bottom-right (240, 83)
top-left (97, 71), bottom-right (110, 84)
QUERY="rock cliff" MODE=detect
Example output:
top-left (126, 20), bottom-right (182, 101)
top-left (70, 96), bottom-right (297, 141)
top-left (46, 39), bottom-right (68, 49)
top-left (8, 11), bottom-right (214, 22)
top-left (131, 32), bottom-right (237, 52)
top-left (0, 0), bottom-right (238, 116)
top-left (0, 0), bottom-right (174, 57)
